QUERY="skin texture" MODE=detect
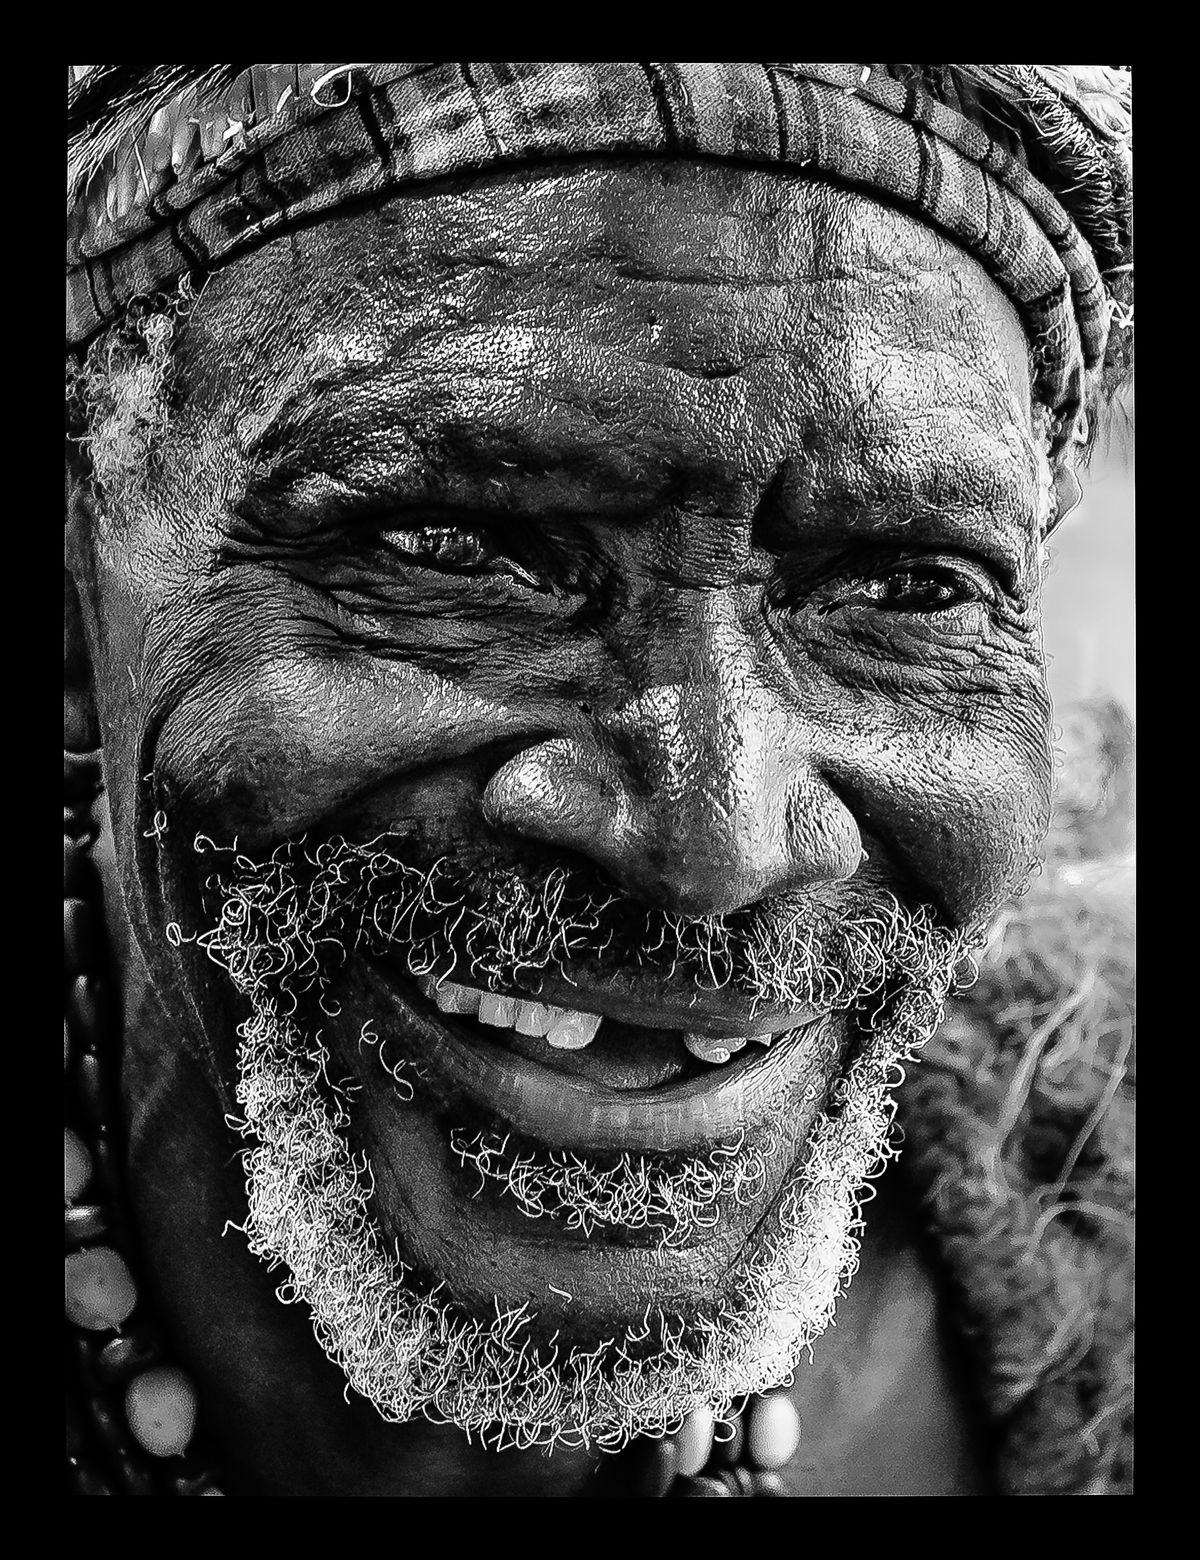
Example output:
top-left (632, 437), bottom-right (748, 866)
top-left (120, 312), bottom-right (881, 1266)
top-left (67, 159), bottom-right (1052, 1494)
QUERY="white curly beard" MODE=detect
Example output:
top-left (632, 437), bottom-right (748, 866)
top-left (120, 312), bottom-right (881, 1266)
top-left (198, 837), bottom-right (963, 1451)
top-left (228, 991), bottom-right (947, 1451)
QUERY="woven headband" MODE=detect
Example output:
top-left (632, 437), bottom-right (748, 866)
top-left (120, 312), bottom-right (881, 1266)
top-left (67, 63), bottom-right (1132, 454)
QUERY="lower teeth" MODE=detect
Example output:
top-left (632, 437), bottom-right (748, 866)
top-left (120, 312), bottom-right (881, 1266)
top-left (682, 1033), bottom-right (749, 1065)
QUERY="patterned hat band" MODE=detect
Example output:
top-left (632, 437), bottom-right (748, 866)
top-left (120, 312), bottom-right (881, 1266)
top-left (66, 63), bottom-right (1131, 454)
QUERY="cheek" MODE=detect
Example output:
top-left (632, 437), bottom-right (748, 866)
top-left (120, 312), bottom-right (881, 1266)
top-left (150, 647), bottom-right (530, 851)
top-left (836, 687), bottom-right (1053, 927)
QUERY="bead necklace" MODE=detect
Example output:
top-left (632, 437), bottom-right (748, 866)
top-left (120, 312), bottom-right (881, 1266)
top-left (64, 737), bottom-right (800, 1497)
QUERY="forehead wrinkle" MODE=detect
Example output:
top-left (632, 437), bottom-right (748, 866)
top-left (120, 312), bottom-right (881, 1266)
top-left (190, 168), bottom-right (1041, 542)
top-left (238, 321), bottom-right (785, 517)
top-left (224, 173), bottom-right (1021, 439)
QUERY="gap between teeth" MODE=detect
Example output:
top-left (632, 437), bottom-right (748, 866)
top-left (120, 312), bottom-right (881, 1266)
top-left (415, 976), bottom-right (774, 1062)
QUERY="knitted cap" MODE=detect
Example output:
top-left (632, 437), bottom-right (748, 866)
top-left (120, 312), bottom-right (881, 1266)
top-left (67, 63), bottom-right (1132, 453)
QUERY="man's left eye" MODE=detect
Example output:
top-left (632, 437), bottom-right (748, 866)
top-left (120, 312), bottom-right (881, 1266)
top-left (814, 561), bottom-right (991, 617)
top-left (867, 567), bottom-right (973, 613)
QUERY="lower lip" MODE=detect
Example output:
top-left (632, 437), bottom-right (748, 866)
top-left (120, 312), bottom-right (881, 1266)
top-left (363, 959), bottom-right (837, 1154)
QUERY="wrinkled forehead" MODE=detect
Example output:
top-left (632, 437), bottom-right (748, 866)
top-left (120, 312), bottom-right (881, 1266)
top-left (182, 162), bottom-right (1034, 466)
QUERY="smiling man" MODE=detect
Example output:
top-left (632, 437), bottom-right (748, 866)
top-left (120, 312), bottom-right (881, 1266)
top-left (64, 63), bottom-right (1133, 1496)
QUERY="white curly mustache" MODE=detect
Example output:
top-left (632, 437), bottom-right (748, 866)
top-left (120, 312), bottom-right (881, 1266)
top-left (193, 831), bottom-right (964, 1020)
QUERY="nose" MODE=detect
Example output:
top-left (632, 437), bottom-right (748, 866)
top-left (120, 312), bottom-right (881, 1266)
top-left (481, 604), bottom-right (862, 918)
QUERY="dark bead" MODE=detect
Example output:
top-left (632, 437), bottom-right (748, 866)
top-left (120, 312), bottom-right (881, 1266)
top-left (64, 688), bottom-right (101, 753)
top-left (166, 1472), bottom-right (216, 1497)
top-left (66, 975), bottom-right (106, 1050)
top-left (68, 1460), bottom-right (114, 1496)
top-left (708, 1417), bottom-right (745, 1468)
top-left (751, 1471), bottom-right (788, 1496)
top-left (64, 804), bottom-right (98, 844)
top-left (89, 1134), bottom-right (124, 1201)
top-left (75, 1052), bottom-right (114, 1126)
top-left (629, 1435), bottom-right (680, 1498)
top-left (715, 1466), bottom-right (756, 1497)
top-left (65, 1391), bottom-right (87, 1460)
top-left (95, 1329), bottom-right (164, 1387)
top-left (64, 898), bottom-right (98, 974)
top-left (87, 1393), bottom-right (133, 1458)
top-left (64, 834), bottom-right (91, 895)
top-left (672, 1474), bottom-right (731, 1497)
top-left (87, 1135), bottom-right (124, 1204)
top-left (64, 751), bottom-right (102, 805)
top-left (71, 1332), bottom-right (102, 1387)
top-left (65, 1203), bottom-right (109, 1248)
top-left (113, 1448), bottom-right (161, 1497)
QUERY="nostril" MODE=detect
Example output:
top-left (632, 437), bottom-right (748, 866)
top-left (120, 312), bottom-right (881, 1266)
top-left (784, 782), bottom-right (864, 887)
top-left (482, 741), bottom-right (627, 852)
top-left (481, 752), bottom-right (552, 833)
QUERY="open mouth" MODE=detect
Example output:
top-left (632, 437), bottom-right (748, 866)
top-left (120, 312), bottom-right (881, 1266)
top-left (363, 954), bottom-right (838, 1157)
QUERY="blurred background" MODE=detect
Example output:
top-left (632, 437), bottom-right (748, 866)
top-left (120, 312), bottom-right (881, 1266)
top-left (1042, 393), bottom-right (1135, 723)
top-left (915, 397), bottom-right (1134, 1495)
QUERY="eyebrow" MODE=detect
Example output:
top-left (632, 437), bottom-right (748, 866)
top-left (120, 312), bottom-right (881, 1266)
top-left (236, 358), bottom-right (1039, 573)
top-left (786, 454), bottom-right (1033, 533)
top-left (237, 360), bottom-right (744, 520)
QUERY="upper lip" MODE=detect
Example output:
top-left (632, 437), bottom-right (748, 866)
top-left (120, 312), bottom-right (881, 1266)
top-left (374, 950), bottom-right (827, 1038)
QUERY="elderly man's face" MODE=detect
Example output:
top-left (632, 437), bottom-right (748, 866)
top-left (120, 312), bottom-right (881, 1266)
top-left (75, 161), bottom-right (1052, 1442)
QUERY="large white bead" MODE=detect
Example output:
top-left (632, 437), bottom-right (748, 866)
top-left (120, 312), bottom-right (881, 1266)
top-left (126, 1366), bottom-right (198, 1457)
top-left (747, 1392), bottom-right (800, 1471)
top-left (65, 1247), bottom-right (137, 1329)
top-left (674, 1405), bottom-right (716, 1478)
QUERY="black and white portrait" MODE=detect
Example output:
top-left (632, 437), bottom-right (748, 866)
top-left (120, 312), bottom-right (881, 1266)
top-left (64, 63), bottom-right (1134, 1498)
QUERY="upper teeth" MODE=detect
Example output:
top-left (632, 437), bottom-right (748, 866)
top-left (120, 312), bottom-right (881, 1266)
top-left (415, 976), bottom-right (772, 1065)
top-left (417, 977), bottom-right (602, 1049)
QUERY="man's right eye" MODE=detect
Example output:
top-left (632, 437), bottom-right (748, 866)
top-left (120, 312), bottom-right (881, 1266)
top-left (379, 525), bottom-right (490, 571)
top-left (375, 524), bottom-right (545, 591)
